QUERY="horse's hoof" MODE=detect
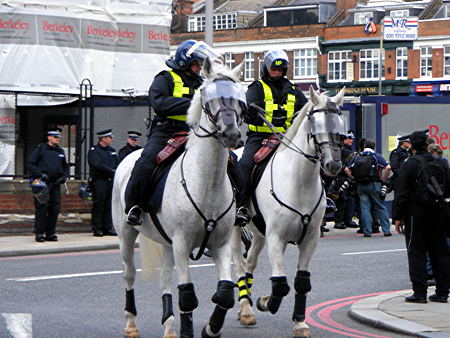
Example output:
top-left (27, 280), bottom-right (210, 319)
top-left (201, 325), bottom-right (221, 338)
top-left (163, 329), bottom-right (177, 338)
top-left (256, 296), bottom-right (270, 312)
top-left (124, 325), bottom-right (140, 338)
top-left (293, 328), bottom-right (311, 338)
top-left (239, 313), bottom-right (256, 326)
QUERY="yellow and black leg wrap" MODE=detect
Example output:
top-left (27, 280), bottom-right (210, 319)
top-left (292, 270), bottom-right (311, 322)
top-left (237, 275), bottom-right (253, 306)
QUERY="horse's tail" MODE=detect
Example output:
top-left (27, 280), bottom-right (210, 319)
top-left (139, 235), bottom-right (164, 281)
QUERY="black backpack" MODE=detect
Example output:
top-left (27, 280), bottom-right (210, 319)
top-left (352, 153), bottom-right (379, 183)
top-left (413, 155), bottom-right (447, 207)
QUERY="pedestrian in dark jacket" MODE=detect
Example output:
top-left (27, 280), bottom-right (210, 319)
top-left (88, 129), bottom-right (119, 236)
top-left (125, 40), bottom-right (220, 225)
top-left (118, 131), bottom-right (142, 162)
top-left (27, 128), bottom-right (69, 242)
top-left (393, 130), bottom-right (450, 303)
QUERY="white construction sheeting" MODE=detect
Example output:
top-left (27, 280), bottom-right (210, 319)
top-left (0, 0), bottom-right (172, 96)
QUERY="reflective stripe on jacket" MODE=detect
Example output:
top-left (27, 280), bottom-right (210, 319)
top-left (167, 71), bottom-right (193, 122)
top-left (248, 80), bottom-right (295, 133)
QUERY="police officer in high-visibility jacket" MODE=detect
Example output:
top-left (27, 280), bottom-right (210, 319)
top-left (235, 50), bottom-right (308, 225)
top-left (126, 40), bottom-right (220, 225)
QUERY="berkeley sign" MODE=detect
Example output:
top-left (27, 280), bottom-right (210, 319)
top-left (383, 17), bottom-right (418, 40)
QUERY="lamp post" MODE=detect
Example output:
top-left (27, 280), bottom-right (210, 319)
top-left (205, 0), bottom-right (213, 46)
top-left (378, 18), bottom-right (384, 96)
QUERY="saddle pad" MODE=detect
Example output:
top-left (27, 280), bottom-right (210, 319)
top-left (156, 131), bottom-right (189, 166)
top-left (253, 135), bottom-right (281, 164)
top-left (148, 169), bottom-right (170, 213)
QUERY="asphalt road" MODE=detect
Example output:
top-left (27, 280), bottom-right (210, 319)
top-left (1, 231), bottom-right (411, 338)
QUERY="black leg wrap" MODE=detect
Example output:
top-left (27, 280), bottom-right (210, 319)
top-left (161, 293), bottom-right (174, 325)
top-left (125, 289), bottom-right (137, 316)
top-left (267, 276), bottom-right (290, 314)
top-left (180, 312), bottom-right (194, 338)
top-left (209, 305), bottom-right (227, 335)
top-left (294, 270), bottom-right (311, 294)
top-left (178, 283), bottom-right (198, 313)
top-left (212, 280), bottom-right (235, 309)
top-left (292, 293), bottom-right (307, 322)
top-left (292, 271), bottom-right (311, 322)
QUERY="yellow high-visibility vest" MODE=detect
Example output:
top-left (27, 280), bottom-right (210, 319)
top-left (165, 71), bottom-right (194, 122)
top-left (248, 80), bottom-right (295, 133)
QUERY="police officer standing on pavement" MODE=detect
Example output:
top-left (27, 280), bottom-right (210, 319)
top-left (88, 129), bottom-right (119, 236)
top-left (125, 40), bottom-right (220, 225)
top-left (389, 134), bottom-right (411, 217)
top-left (27, 128), bottom-right (69, 242)
top-left (393, 130), bottom-right (450, 303)
top-left (235, 49), bottom-right (308, 225)
top-left (118, 131), bottom-right (142, 162)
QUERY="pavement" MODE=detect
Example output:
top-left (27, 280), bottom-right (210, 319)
top-left (1, 228), bottom-right (449, 337)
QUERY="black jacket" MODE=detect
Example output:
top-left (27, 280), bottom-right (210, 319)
top-left (389, 146), bottom-right (410, 182)
top-left (118, 143), bottom-right (142, 162)
top-left (149, 69), bottom-right (203, 123)
top-left (245, 75), bottom-right (307, 127)
top-left (88, 144), bottom-right (119, 180)
top-left (27, 143), bottom-right (69, 183)
top-left (393, 150), bottom-right (450, 220)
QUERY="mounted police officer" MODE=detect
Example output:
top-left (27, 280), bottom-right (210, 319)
top-left (393, 130), bottom-right (450, 303)
top-left (235, 49), bottom-right (308, 225)
top-left (27, 128), bottom-right (69, 242)
top-left (118, 131), bottom-right (142, 162)
top-left (88, 129), bottom-right (119, 236)
top-left (126, 40), bottom-right (220, 225)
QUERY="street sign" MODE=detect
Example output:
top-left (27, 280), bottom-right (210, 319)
top-left (383, 16), bottom-right (418, 40)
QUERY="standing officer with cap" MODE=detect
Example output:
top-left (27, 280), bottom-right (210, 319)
top-left (118, 131), bottom-right (142, 162)
top-left (393, 129), bottom-right (450, 303)
top-left (125, 40), bottom-right (220, 225)
top-left (88, 129), bottom-right (119, 236)
top-left (235, 49), bottom-right (308, 225)
top-left (27, 128), bottom-right (69, 242)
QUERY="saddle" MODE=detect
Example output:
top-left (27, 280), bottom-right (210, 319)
top-left (156, 131), bottom-right (189, 166)
top-left (253, 135), bottom-right (281, 164)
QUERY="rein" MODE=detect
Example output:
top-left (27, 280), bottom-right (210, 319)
top-left (268, 152), bottom-right (325, 245)
top-left (180, 149), bottom-right (235, 260)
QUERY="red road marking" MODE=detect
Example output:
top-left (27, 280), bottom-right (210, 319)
top-left (306, 291), bottom-right (403, 337)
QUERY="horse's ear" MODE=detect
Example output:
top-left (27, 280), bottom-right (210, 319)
top-left (231, 62), bottom-right (243, 80)
top-left (309, 85), bottom-right (320, 106)
top-left (333, 87), bottom-right (346, 106)
top-left (203, 57), bottom-right (212, 79)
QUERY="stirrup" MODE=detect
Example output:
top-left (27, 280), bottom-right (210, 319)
top-left (235, 206), bottom-right (251, 227)
top-left (127, 206), bottom-right (143, 226)
top-left (325, 197), bottom-right (337, 213)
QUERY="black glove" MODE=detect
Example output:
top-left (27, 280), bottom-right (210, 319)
top-left (40, 174), bottom-right (49, 182)
top-left (55, 177), bottom-right (67, 185)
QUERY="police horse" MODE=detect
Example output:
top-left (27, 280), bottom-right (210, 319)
top-left (112, 59), bottom-right (246, 338)
top-left (232, 87), bottom-right (346, 338)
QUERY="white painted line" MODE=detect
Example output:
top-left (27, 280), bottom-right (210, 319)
top-left (342, 248), bottom-right (406, 255)
top-left (6, 263), bottom-right (216, 282)
top-left (2, 313), bottom-right (32, 338)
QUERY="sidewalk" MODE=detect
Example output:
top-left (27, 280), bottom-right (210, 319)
top-left (1, 230), bottom-right (449, 337)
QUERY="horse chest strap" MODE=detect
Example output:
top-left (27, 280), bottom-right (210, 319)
top-left (301, 215), bottom-right (311, 226)
top-left (205, 219), bottom-right (217, 232)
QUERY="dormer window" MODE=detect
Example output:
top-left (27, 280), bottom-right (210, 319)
top-left (188, 13), bottom-right (237, 32)
top-left (390, 9), bottom-right (409, 17)
top-left (354, 12), bottom-right (373, 24)
top-left (447, 4), bottom-right (450, 18)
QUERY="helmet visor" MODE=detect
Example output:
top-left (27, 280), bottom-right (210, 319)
top-left (186, 41), bottom-right (221, 63)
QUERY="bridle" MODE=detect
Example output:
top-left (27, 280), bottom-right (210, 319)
top-left (192, 76), bottom-right (244, 147)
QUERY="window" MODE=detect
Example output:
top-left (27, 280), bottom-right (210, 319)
top-left (360, 49), bottom-right (384, 80)
top-left (354, 12), bottom-right (373, 24)
top-left (244, 52), bottom-right (254, 81)
top-left (224, 53), bottom-right (235, 70)
top-left (328, 51), bottom-right (351, 81)
top-left (266, 8), bottom-right (318, 26)
top-left (390, 9), bottom-right (409, 17)
top-left (188, 13), bottom-right (236, 32)
top-left (396, 47), bottom-right (408, 79)
top-left (420, 46), bottom-right (432, 77)
top-left (444, 45), bottom-right (450, 76)
top-left (294, 48), bottom-right (317, 78)
top-left (446, 4), bottom-right (450, 18)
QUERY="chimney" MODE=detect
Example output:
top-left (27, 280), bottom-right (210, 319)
top-left (336, 0), bottom-right (359, 13)
top-left (174, 0), bottom-right (195, 16)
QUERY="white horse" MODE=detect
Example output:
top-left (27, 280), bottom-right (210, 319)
top-left (232, 87), bottom-right (346, 338)
top-left (112, 58), bottom-right (246, 338)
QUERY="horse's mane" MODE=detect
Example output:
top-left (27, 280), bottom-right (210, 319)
top-left (187, 63), bottom-right (240, 129)
top-left (277, 92), bottom-right (329, 152)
